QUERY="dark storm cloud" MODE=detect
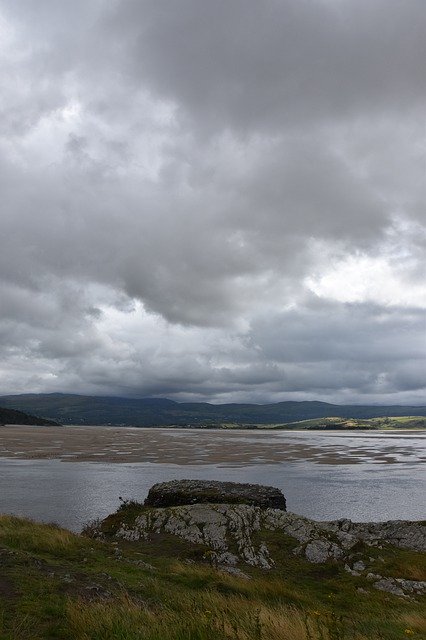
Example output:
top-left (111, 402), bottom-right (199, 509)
top-left (0, 0), bottom-right (424, 403)
top-left (102, 0), bottom-right (426, 128)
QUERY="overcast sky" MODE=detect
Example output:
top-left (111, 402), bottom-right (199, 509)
top-left (0, 0), bottom-right (425, 405)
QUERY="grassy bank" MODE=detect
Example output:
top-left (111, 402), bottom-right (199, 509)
top-left (214, 416), bottom-right (426, 430)
top-left (0, 514), bottom-right (424, 639)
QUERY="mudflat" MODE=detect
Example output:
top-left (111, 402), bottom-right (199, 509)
top-left (0, 425), bottom-right (424, 466)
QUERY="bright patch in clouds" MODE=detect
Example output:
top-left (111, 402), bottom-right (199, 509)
top-left (306, 255), bottom-right (426, 307)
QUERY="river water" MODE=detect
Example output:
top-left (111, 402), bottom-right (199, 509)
top-left (0, 428), bottom-right (424, 531)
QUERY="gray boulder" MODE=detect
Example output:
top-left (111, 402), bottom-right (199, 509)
top-left (373, 578), bottom-right (426, 597)
top-left (144, 479), bottom-right (287, 511)
top-left (304, 539), bottom-right (344, 564)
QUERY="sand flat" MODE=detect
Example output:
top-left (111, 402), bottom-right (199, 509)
top-left (0, 424), bottom-right (424, 466)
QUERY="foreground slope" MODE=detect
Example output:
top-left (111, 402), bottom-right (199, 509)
top-left (0, 506), bottom-right (424, 638)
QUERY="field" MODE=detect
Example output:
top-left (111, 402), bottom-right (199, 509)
top-left (209, 416), bottom-right (426, 430)
top-left (264, 416), bottom-right (426, 430)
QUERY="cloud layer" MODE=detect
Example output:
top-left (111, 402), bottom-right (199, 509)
top-left (0, 0), bottom-right (425, 403)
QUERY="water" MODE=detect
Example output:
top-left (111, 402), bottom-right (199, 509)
top-left (0, 429), bottom-right (425, 531)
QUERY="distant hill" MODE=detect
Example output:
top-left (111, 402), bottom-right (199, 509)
top-left (0, 393), bottom-right (425, 427)
top-left (0, 406), bottom-right (59, 426)
top-left (270, 416), bottom-right (426, 430)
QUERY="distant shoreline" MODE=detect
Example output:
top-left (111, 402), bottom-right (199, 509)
top-left (4, 424), bottom-right (426, 432)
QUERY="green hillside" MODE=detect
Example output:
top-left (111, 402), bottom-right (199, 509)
top-left (268, 416), bottom-right (426, 430)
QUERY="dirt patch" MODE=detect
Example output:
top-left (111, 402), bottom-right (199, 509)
top-left (57, 575), bottom-right (115, 602)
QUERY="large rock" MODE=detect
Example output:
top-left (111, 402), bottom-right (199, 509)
top-left (144, 479), bottom-right (287, 511)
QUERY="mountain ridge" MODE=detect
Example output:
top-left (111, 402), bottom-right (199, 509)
top-left (1, 393), bottom-right (425, 426)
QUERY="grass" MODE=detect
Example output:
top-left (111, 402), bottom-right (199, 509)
top-left (66, 594), bottom-right (316, 640)
top-left (213, 416), bottom-right (426, 430)
top-left (0, 515), bottom-right (424, 639)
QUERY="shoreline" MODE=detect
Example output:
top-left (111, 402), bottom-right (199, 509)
top-left (3, 423), bottom-right (426, 432)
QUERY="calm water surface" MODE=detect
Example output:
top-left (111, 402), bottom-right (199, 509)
top-left (0, 429), bottom-right (424, 531)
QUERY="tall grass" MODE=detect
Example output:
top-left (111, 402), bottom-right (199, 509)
top-left (0, 515), bottom-right (83, 555)
top-left (0, 605), bottom-right (34, 640)
top-left (66, 593), bottom-right (322, 640)
top-left (66, 579), bottom-right (379, 640)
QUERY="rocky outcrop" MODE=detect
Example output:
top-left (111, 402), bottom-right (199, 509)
top-left (144, 479), bottom-right (287, 511)
top-left (91, 481), bottom-right (425, 599)
top-left (319, 518), bottom-right (426, 553)
top-left (98, 502), bottom-right (425, 571)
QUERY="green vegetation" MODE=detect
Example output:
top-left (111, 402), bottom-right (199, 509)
top-left (1, 399), bottom-right (424, 430)
top-left (0, 407), bottom-right (58, 427)
top-left (176, 416), bottom-right (426, 430)
top-left (0, 393), bottom-right (425, 426)
top-left (0, 514), bottom-right (424, 639)
top-left (263, 416), bottom-right (426, 431)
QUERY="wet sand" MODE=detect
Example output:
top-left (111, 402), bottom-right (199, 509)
top-left (0, 425), bottom-right (424, 466)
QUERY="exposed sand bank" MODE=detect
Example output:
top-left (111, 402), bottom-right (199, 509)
top-left (0, 424), bottom-right (424, 466)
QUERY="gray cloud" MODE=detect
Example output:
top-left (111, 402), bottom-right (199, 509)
top-left (0, 0), bottom-right (424, 404)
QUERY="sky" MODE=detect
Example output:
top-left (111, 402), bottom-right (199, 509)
top-left (0, 0), bottom-right (425, 405)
